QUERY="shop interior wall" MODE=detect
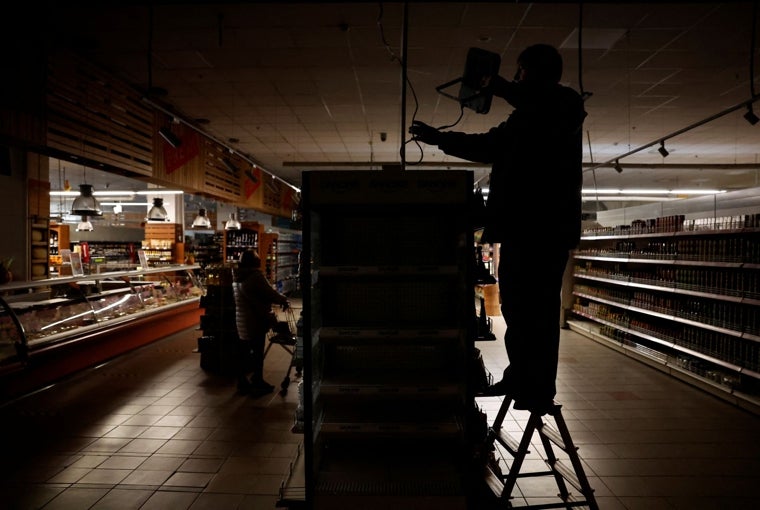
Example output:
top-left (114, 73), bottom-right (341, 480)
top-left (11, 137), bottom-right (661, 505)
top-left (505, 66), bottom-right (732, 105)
top-left (0, 147), bottom-right (30, 281)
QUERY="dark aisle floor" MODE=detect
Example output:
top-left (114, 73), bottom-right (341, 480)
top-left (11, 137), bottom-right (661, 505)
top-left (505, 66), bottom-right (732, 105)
top-left (1, 305), bottom-right (759, 509)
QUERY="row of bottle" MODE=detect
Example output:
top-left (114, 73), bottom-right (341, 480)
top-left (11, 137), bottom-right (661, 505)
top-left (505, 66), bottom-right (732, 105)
top-left (579, 236), bottom-right (760, 263)
top-left (575, 263), bottom-right (760, 299)
top-left (583, 213), bottom-right (760, 236)
top-left (600, 324), bottom-right (745, 388)
top-left (225, 229), bottom-right (257, 247)
top-left (49, 231), bottom-right (61, 255)
top-left (575, 284), bottom-right (760, 335)
top-left (264, 243), bottom-right (278, 285)
top-left (575, 302), bottom-right (759, 373)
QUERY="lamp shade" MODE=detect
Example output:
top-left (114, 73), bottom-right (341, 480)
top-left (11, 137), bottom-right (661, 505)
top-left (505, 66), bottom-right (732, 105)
top-left (191, 208), bottom-right (211, 229)
top-left (225, 212), bottom-right (241, 230)
top-left (146, 197), bottom-right (169, 222)
top-left (70, 184), bottom-right (102, 216)
top-left (76, 216), bottom-right (93, 232)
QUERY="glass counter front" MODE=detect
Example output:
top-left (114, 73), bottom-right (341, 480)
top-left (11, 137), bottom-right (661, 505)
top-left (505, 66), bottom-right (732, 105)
top-left (0, 265), bottom-right (203, 366)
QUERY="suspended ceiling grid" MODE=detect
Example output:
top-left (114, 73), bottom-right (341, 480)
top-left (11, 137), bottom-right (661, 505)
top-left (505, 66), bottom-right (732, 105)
top-left (27, 2), bottom-right (760, 197)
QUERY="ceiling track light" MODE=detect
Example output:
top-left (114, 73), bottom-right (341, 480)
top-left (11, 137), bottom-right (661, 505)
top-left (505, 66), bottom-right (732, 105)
top-left (613, 160), bottom-right (623, 173)
top-left (584, 96), bottom-right (760, 176)
top-left (222, 157), bottom-right (237, 173)
top-left (143, 97), bottom-right (300, 193)
top-left (658, 140), bottom-right (669, 158)
top-left (744, 104), bottom-right (760, 125)
top-left (158, 127), bottom-right (182, 148)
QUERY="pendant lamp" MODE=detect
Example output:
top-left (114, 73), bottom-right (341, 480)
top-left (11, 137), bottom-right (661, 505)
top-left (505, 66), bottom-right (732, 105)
top-left (76, 216), bottom-right (93, 232)
top-left (225, 212), bottom-right (241, 230)
top-left (70, 184), bottom-right (103, 217)
top-left (191, 208), bottom-right (211, 229)
top-left (146, 197), bottom-right (169, 222)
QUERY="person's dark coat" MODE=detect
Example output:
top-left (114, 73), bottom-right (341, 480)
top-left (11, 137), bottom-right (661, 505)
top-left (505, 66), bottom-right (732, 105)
top-left (436, 83), bottom-right (586, 249)
top-left (233, 264), bottom-right (287, 340)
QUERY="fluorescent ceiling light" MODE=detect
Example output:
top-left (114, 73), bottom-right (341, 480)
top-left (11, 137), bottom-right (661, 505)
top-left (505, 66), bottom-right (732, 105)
top-left (136, 190), bottom-right (184, 195)
top-left (92, 190), bottom-right (137, 197)
top-left (52, 189), bottom-right (183, 196)
top-left (582, 188), bottom-right (725, 195)
top-left (582, 196), bottom-right (679, 202)
top-left (100, 202), bottom-right (150, 206)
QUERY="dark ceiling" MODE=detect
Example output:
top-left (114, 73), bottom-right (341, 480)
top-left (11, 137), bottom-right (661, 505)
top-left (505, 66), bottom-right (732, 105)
top-left (13, 2), bottom-right (760, 207)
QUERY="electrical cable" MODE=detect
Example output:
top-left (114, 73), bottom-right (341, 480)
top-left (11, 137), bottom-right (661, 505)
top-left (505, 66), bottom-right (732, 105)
top-left (577, 1), bottom-right (592, 101)
top-left (751, 1), bottom-right (757, 98)
top-left (377, 3), bottom-right (466, 167)
top-left (586, 130), bottom-right (601, 211)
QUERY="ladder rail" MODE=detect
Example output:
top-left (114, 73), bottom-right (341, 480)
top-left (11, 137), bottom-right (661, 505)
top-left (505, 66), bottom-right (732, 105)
top-left (480, 396), bottom-right (600, 510)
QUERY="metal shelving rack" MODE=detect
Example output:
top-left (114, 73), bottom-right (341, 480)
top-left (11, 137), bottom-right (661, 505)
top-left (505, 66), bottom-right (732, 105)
top-left (569, 214), bottom-right (760, 414)
top-left (301, 170), bottom-right (475, 509)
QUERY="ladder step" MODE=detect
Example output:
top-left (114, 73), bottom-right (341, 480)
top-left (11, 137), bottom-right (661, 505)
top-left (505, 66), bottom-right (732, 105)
top-left (552, 459), bottom-right (583, 493)
top-left (538, 422), bottom-right (566, 451)
top-left (514, 493), bottom-right (593, 510)
top-left (492, 427), bottom-right (521, 456)
top-left (484, 464), bottom-right (505, 498)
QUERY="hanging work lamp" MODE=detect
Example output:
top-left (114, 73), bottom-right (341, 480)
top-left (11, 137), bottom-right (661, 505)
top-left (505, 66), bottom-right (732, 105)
top-left (225, 212), bottom-right (241, 230)
top-left (146, 197), bottom-right (170, 222)
top-left (76, 216), bottom-right (93, 232)
top-left (70, 184), bottom-right (102, 217)
top-left (191, 208), bottom-right (211, 229)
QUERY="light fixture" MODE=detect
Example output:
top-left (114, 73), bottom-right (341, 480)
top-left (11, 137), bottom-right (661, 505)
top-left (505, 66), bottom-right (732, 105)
top-left (225, 212), bottom-right (241, 230)
top-left (146, 197), bottom-right (170, 222)
top-left (222, 157), bottom-right (237, 173)
top-left (744, 104), bottom-right (759, 125)
top-left (76, 216), bottom-right (93, 232)
top-left (158, 127), bottom-right (181, 148)
top-left (100, 202), bottom-right (150, 207)
top-left (657, 140), bottom-right (669, 158)
top-left (582, 188), bottom-right (726, 195)
top-left (135, 189), bottom-right (184, 195)
top-left (191, 208), bottom-right (211, 229)
top-left (613, 160), bottom-right (623, 173)
top-left (70, 184), bottom-right (103, 216)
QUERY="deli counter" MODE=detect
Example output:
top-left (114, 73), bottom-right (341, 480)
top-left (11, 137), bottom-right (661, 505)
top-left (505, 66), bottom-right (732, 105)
top-left (0, 265), bottom-right (204, 400)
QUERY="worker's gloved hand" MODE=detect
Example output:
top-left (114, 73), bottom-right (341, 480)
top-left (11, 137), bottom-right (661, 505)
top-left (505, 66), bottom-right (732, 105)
top-left (409, 121), bottom-right (442, 145)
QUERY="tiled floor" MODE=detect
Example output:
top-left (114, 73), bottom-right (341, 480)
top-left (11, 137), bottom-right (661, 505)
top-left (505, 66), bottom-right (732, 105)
top-left (1, 303), bottom-right (759, 509)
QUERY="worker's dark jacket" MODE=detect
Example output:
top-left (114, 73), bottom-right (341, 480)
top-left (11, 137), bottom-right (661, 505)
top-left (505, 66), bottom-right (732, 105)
top-left (436, 83), bottom-right (587, 250)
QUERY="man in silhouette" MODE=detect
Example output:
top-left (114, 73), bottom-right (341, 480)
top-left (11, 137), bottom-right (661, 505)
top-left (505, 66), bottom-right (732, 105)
top-left (410, 44), bottom-right (586, 413)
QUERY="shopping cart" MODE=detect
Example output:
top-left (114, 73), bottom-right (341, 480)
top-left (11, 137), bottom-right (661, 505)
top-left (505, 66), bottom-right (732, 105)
top-left (264, 304), bottom-right (303, 392)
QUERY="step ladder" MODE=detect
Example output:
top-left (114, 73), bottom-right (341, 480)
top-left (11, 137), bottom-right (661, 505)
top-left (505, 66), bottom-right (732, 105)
top-left (482, 397), bottom-right (599, 509)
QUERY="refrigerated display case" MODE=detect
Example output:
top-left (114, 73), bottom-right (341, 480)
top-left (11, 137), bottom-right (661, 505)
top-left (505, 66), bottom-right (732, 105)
top-left (0, 265), bottom-right (204, 400)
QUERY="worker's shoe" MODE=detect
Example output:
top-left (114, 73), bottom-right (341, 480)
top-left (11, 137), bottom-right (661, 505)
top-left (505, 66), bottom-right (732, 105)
top-left (513, 398), bottom-right (556, 416)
